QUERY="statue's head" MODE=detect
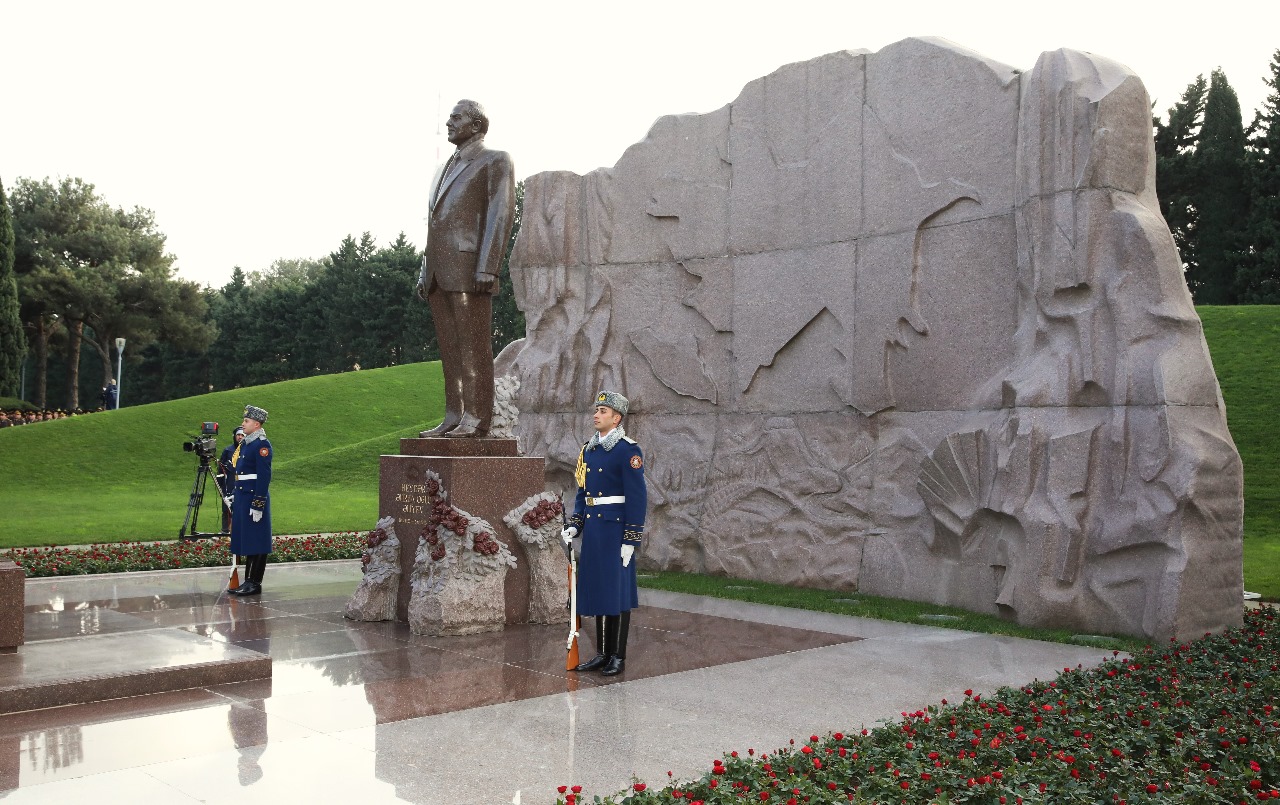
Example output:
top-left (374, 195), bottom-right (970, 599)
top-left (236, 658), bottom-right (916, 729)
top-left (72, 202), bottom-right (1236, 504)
top-left (447, 99), bottom-right (488, 145)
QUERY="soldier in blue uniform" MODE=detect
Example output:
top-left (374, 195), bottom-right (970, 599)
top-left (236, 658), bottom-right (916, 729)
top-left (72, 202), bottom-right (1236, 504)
top-left (230, 405), bottom-right (273, 596)
top-left (561, 390), bottom-right (646, 676)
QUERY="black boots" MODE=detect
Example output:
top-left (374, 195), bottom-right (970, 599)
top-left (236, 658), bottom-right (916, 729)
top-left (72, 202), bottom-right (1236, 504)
top-left (572, 613), bottom-right (631, 676)
top-left (230, 555), bottom-right (267, 596)
top-left (601, 611), bottom-right (630, 676)
top-left (573, 617), bottom-right (609, 672)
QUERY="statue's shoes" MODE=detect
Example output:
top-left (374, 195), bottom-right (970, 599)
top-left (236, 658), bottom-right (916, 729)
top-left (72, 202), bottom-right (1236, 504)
top-left (447, 414), bottom-right (490, 438)
top-left (421, 417), bottom-right (461, 437)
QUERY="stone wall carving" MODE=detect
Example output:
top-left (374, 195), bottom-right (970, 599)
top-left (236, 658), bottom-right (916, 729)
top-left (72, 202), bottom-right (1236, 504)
top-left (507, 37), bottom-right (1244, 641)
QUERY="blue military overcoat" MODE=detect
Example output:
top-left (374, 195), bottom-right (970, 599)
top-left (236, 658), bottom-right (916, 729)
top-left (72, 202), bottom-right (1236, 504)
top-left (231, 432), bottom-right (273, 555)
top-left (571, 434), bottom-right (646, 616)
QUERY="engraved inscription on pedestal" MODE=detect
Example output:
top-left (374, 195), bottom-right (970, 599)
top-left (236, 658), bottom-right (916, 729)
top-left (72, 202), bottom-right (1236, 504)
top-left (378, 446), bottom-right (547, 627)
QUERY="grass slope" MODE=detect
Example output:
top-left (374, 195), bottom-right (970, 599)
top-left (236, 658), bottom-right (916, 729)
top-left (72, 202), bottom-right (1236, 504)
top-left (1199, 305), bottom-right (1280, 597)
top-left (1, 308), bottom-right (1276, 597)
top-left (0, 362), bottom-right (444, 544)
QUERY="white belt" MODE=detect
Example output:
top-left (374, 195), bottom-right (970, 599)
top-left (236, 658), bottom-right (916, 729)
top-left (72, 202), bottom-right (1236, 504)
top-left (585, 495), bottom-right (624, 506)
top-left (237, 474), bottom-right (258, 480)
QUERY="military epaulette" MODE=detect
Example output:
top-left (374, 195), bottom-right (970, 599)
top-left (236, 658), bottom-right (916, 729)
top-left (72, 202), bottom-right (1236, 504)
top-left (621, 436), bottom-right (638, 445)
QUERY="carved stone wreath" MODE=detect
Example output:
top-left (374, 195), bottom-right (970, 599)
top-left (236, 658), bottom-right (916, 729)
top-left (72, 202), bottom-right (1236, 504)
top-left (411, 472), bottom-right (516, 596)
top-left (359, 515), bottom-right (400, 584)
top-left (503, 492), bottom-right (566, 551)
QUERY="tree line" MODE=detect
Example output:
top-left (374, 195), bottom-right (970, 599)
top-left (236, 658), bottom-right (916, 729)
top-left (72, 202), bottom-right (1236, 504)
top-left (1155, 50), bottom-right (1280, 303)
top-left (0, 178), bottom-right (524, 409)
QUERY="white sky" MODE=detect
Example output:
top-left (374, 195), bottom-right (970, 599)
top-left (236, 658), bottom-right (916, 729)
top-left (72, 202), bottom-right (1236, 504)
top-left (4, 0), bottom-right (1277, 289)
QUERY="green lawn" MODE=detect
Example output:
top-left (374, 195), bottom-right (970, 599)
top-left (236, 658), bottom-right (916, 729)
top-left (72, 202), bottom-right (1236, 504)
top-left (1199, 305), bottom-right (1280, 598)
top-left (637, 571), bottom-right (1149, 653)
top-left (0, 362), bottom-right (444, 544)
top-left (1, 307), bottom-right (1277, 597)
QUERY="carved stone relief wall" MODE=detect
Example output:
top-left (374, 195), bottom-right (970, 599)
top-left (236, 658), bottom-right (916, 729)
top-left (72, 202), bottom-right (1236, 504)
top-left (504, 37), bottom-right (1244, 641)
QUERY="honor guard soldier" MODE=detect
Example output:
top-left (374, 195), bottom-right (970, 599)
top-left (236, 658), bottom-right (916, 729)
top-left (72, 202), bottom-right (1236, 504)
top-left (561, 390), bottom-right (647, 676)
top-left (230, 405), bottom-right (273, 596)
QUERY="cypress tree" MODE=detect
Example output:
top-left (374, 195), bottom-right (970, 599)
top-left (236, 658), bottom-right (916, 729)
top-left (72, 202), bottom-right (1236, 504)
top-left (1155, 75), bottom-right (1207, 274)
top-left (1191, 68), bottom-right (1250, 304)
top-left (1234, 50), bottom-right (1280, 303)
top-left (0, 178), bottom-right (26, 397)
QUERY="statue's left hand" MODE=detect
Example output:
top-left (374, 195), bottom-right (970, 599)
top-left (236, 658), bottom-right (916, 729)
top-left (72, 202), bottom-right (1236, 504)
top-left (474, 272), bottom-right (499, 294)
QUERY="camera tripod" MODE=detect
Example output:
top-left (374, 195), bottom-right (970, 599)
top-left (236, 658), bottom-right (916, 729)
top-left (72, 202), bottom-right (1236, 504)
top-left (179, 454), bottom-right (231, 540)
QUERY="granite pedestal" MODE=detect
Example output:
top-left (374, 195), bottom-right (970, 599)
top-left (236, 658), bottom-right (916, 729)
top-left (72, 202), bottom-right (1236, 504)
top-left (0, 563), bottom-right (23, 653)
top-left (381, 437), bottom-right (546, 624)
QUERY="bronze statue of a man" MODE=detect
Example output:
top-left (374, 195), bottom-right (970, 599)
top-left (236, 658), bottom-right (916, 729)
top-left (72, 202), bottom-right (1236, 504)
top-left (416, 99), bottom-right (516, 437)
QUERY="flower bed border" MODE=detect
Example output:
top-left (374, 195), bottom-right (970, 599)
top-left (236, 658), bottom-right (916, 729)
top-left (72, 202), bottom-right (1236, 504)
top-left (555, 606), bottom-right (1280, 805)
top-left (4, 533), bottom-right (365, 577)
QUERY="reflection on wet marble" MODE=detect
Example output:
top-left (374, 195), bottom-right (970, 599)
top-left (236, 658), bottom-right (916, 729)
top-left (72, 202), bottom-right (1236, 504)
top-left (0, 630), bottom-right (265, 685)
top-left (0, 564), bottom-right (1118, 804)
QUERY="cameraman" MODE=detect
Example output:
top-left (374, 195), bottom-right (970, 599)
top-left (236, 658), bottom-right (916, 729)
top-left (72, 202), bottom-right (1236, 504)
top-left (230, 405), bottom-right (273, 596)
top-left (218, 426), bottom-right (245, 533)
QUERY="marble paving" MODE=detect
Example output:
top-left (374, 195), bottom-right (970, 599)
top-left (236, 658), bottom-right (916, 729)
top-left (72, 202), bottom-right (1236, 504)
top-left (0, 562), bottom-right (1115, 804)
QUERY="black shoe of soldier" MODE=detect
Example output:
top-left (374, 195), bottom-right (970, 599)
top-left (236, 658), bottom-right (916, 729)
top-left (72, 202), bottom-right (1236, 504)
top-left (600, 656), bottom-right (625, 676)
top-left (572, 654), bottom-right (608, 672)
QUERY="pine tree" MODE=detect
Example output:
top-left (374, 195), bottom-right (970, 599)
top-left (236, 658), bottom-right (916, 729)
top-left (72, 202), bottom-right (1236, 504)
top-left (1234, 49), bottom-right (1280, 303)
top-left (1155, 75), bottom-right (1207, 274)
top-left (1191, 68), bottom-right (1250, 303)
top-left (0, 178), bottom-right (26, 397)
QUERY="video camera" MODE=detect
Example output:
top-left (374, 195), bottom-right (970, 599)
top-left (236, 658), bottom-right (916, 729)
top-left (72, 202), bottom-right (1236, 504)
top-left (182, 421), bottom-right (220, 461)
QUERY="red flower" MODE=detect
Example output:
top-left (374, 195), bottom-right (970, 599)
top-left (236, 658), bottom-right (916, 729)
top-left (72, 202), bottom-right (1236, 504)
top-left (633, 783), bottom-right (646, 792)
top-left (1146, 784), bottom-right (1158, 793)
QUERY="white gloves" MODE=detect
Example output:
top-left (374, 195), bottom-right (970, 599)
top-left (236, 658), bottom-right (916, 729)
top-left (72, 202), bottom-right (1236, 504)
top-left (250, 509), bottom-right (263, 523)
top-left (223, 495), bottom-right (233, 509)
top-left (559, 528), bottom-right (634, 565)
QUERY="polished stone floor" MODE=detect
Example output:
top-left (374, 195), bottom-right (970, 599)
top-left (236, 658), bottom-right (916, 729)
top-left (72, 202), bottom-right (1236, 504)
top-left (0, 563), bottom-right (1116, 804)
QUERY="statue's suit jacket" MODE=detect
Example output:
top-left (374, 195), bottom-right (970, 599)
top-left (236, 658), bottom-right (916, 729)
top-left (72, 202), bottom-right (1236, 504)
top-left (423, 137), bottom-right (516, 293)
